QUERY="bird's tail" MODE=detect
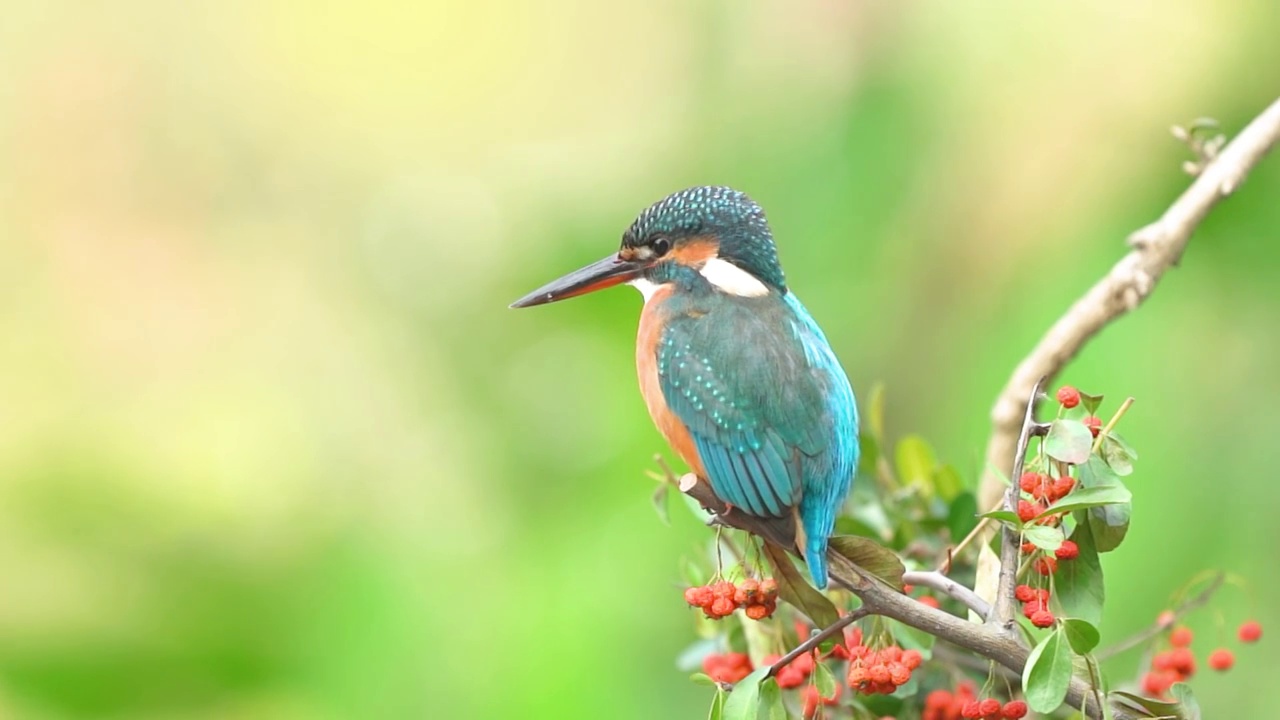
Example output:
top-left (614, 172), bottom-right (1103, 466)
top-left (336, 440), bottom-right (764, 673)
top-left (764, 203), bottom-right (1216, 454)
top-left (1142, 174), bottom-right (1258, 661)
top-left (804, 535), bottom-right (830, 589)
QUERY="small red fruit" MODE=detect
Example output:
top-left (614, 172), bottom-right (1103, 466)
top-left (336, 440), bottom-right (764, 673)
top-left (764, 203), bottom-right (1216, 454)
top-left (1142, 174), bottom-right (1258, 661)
top-left (1055, 540), bottom-right (1079, 560)
top-left (1050, 476), bottom-right (1075, 500)
top-left (960, 701), bottom-right (983, 719)
top-left (1208, 648), bottom-right (1234, 671)
top-left (888, 662), bottom-right (911, 686)
top-left (1002, 700), bottom-right (1029, 719)
top-left (1239, 620), bottom-right (1263, 643)
top-left (744, 603), bottom-right (770, 620)
top-left (902, 649), bottom-right (922, 670)
top-left (760, 578), bottom-right (779, 599)
top-left (1021, 541), bottom-right (1036, 554)
top-left (1169, 625), bottom-right (1193, 648)
top-left (918, 595), bottom-right (941, 610)
top-left (1014, 584), bottom-right (1036, 603)
top-left (685, 585), bottom-right (712, 607)
top-left (1034, 556), bottom-right (1058, 576)
top-left (1056, 385), bottom-right (1081, 408)
top-left (1019, 472), bottom-right (1042, 493)
top-left (1083, 415), bottom-right (1102, 436)
top-left (1031, 609), bottom-right (1056, 628)
top-left (1017, 500), bottom-right (1039, 523)
top-left (709, 597), bottom-right (736, 617)
top-left (1167, 646), bottom-right (1195, 676)
top-left (1142, 670), bottom-right (1177, 696)
top-left (978, 698), bottom-right (1002, 716)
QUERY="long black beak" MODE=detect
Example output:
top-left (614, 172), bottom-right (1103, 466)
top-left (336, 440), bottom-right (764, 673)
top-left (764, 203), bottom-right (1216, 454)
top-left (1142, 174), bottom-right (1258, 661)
top-left (509, 254), bottom-right (645, 308)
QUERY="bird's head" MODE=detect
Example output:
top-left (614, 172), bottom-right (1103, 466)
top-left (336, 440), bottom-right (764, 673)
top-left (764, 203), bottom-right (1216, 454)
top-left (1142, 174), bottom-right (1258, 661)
top-left (510, 186), bottom-right (786, 308)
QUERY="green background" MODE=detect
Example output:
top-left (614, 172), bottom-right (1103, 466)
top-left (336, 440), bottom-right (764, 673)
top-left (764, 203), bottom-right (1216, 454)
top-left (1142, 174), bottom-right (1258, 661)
top-left (1, 1), bottom-right (1277, 718)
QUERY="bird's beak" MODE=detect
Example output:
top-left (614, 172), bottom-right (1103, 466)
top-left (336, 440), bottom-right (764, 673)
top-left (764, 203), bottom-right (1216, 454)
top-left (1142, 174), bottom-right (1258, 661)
top-left (509, 253), bottom-right (645, 308)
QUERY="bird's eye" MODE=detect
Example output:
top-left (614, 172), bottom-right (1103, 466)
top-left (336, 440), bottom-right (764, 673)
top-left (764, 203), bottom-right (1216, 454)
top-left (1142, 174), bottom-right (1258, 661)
top-left (652, 237), bottom-right (671, 257)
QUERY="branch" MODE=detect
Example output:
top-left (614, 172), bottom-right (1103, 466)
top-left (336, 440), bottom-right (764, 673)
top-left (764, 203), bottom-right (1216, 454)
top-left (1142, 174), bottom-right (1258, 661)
top-left (1095, 571), bottom-right (1226, 662)
top-left (679, 474), bottom-right (1139, 720)
top-left (978, 96), bottom-right (1280, 510)
top-left (989, 379), bottom-right (1046, 630)
top-left (902, 570), bottom-right (991, 618)
top-left (764, 608), bottom-right (872, 680)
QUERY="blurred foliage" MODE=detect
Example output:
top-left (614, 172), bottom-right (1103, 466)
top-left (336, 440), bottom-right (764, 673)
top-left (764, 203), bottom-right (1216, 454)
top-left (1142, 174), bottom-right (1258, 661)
top-left (0, 1), bottom-right (1278, 718)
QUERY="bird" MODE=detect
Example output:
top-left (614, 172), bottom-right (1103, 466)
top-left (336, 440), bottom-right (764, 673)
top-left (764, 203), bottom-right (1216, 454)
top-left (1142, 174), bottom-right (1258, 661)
top-left (510, 186), bottom-right (859, 588)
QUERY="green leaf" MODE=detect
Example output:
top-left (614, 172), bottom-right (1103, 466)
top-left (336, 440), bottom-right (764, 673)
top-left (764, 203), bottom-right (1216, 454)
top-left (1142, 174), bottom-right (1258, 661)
top-left (1036, 484), bottom-right (1132, 518)
top-left (934, 464), bottom-right (965, 502)
top-left (1044, 419), bottom-right (1093, 465)
top-left (1170, 683), bottom-right (1202, 720)
top-left (946, 491), bottom-right (979, 542)
top-left (652, 483), bottom-right (671, 525)
top-left (761, 544), bottom-right (839, 628)
top-left (760, 678), bottom-right (785, 720)
top-left (1080, 391), bottom-right (1104, 416)
top-left (1077, 457), bottom-right (1131, 552)
top-left (708, 689), bottom-right (725, 720)
top-left (1111, 688), bottom-right (1199, 720)
top-left (691, 672), bottom-right (718, 687)
top-left (1024, 525), bottom-right (1065, 552)
top-left (1056, 521), bottom-right (1105, 626)
top-left (814, 660), bottom-right (838, 699)
top-left (895, 435), bottom-right (938, 496)
top-left (1061, 619), bottom-right (1101, 654)
top-left (1022, 627), bottom-right (1073, 714)
top-left (722, 667), bottom-right (768, 720)
top-left (828, 535), bottom-right (906, 591)
top-left (1100, 435), bottom-right (1136, 476)
top-left (978, 509), bottom-right (1021, 524)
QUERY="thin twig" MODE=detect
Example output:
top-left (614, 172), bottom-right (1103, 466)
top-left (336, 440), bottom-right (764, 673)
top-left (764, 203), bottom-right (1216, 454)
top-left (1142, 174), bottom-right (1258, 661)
top-left (903, 570), bottom-right (992, 618)
top-left (989, 378), bottom-right (1045, 628)
top-left (978, 96), bottom-right (1280, 513)
top-left (1095, 571), bottom-right (1226, 661)
top-left (1091, 396), bottom-right (1135, 453)
top-left (764, 608), bottom-right (872, 679)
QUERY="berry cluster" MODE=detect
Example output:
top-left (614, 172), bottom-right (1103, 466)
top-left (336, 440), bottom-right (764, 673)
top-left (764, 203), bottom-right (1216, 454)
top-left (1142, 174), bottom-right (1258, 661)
top-left (701, 652), bottom-right (753, 684)
top-left (845, 642), bottom-right (923, 695)
top-left (762, 650), bottom-right (816, 689)
top-left (1141, 619), bottom-right (1263, 697)
top-left (922, 681), bottom-right (978, 720)
top-left (684, 578), bottom-right (779, 620)
top-left (1015, 584), bottom-right (1055, 628)
top-left (960, 698), bottom-right (1028, 719)
top-left (1056, 385), bottom-right (1102, 436)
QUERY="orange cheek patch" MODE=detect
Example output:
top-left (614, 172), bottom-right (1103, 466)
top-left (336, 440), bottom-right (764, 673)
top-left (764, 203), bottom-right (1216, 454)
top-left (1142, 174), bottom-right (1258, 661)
top-left (671, 236), bottom-right (720, 266)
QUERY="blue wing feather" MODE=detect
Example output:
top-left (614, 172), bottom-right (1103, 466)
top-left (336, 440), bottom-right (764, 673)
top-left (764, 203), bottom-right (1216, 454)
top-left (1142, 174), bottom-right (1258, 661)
top-left (656, 290), bottom-right (859, 587)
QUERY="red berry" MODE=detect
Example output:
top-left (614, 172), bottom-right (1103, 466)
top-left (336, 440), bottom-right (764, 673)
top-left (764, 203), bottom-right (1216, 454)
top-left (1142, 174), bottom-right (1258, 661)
top-left (703, 652), bottom-right (753, 683)
top-left (1055, 540), bottom-right (1079, 560)
top-left (711, 580), bottom-right (736, 598)
top-left (1017, 500), bottom-right (1039, 523)
top-left (777, 665), bottom-right (806, 689)
top-left (888, 662), bottom-right (911, 685)
top-left (979, 698), bottom-right (1002, 716)
top-left (1170, 625), bottom-right (1193, 648)
top-left (902, 649), bottom-right (923, 670)
top-left (709, 597), bottom-right (736, 617)
top-left (1142, 670), bottom-right (1176, 696)
top-left (1167, 647), bottom-right (1195, 676)
top-left (1036, 588), bottom-right (1051, 602)
top-left (1056, 385), bottom-right (1081, 408)
top-left (1034, 556), bottom-right (1058, 576)
top-left (1002, 700), bottom-right (1028, 719)
top-left (869, 664), bottom-right (891, 684)
top-left (918, 595), bottom-right (941, 609)
top-left (847, 665), bottom-right (868, 687)
top-left (1023, 599), bottom-right (1046, 619)
top-left (902, 583), bottom-right (915, 594)
top-left (1031, 609), bottom-right (1056, 628)
top-left (1018, 472), bottom-right (1042, 493)
top-left (925, 689), bottom-right (953, 709)
top-left (960, 701), bottom-right (982, 719)
top-left (684, 585), bottom-right (712, 607)
top-left (1050, 476), bottom-right (1075, 500)
top-left (1021, 541), bottom-right (1037, 554)
top-left (1239, 620), bottom-right (1263, 643)
top-left (801, 686), bottom-right (819, 719)
top-left (1151, 650), bottom-right (1175, 672)
top-left (734, 578), bottom-right (760, 605)
top-left (1208, 648), bottom-right (1234, 671)
top-left (792, 651), bottom-right (816, 675)
top-left (1156, 610), bottom-right (1176, 627)
top-left (760, 578), bottom-right (779, 599)
top-left (1014, 584), bottom-right (1036, 602)
top-left (744, 603), bottom-right (771, 620)
top-left (1083, 415), bottom-right (1102, 436)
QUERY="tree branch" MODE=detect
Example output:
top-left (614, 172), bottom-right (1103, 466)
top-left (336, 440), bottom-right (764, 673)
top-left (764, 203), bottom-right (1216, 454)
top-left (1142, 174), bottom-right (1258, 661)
top-left (978, 96), bottom-right (1280, 511)
top-left (902, 570), bottom-right (991, 618)
top-left (765, 608), bottom-right (872, 680)
top-left (679, 473), bottom-right (1139, 720)
top-left (989, 379), bottom-right (1046, 630)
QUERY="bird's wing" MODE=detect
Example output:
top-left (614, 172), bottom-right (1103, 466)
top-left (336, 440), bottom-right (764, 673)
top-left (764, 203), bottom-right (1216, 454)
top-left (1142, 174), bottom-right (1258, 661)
top-left (656, 298), bottom-right (835, 519)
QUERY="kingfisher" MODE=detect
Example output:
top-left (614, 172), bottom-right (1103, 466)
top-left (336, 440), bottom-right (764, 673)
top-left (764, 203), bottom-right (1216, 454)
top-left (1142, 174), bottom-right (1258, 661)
top-left (510, 186), bottom-right (859, 588)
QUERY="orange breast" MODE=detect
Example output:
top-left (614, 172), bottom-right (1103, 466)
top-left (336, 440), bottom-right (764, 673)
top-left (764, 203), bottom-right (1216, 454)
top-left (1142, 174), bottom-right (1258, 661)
top-left (636, 286), bottom-right (705, 477)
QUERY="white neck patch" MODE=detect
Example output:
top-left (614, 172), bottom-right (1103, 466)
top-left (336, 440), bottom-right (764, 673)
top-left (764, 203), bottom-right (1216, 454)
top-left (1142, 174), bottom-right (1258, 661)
top-left (630, 278), bottom-right (663, 303)
top-left (699, 257), bottom-right (770, 297)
